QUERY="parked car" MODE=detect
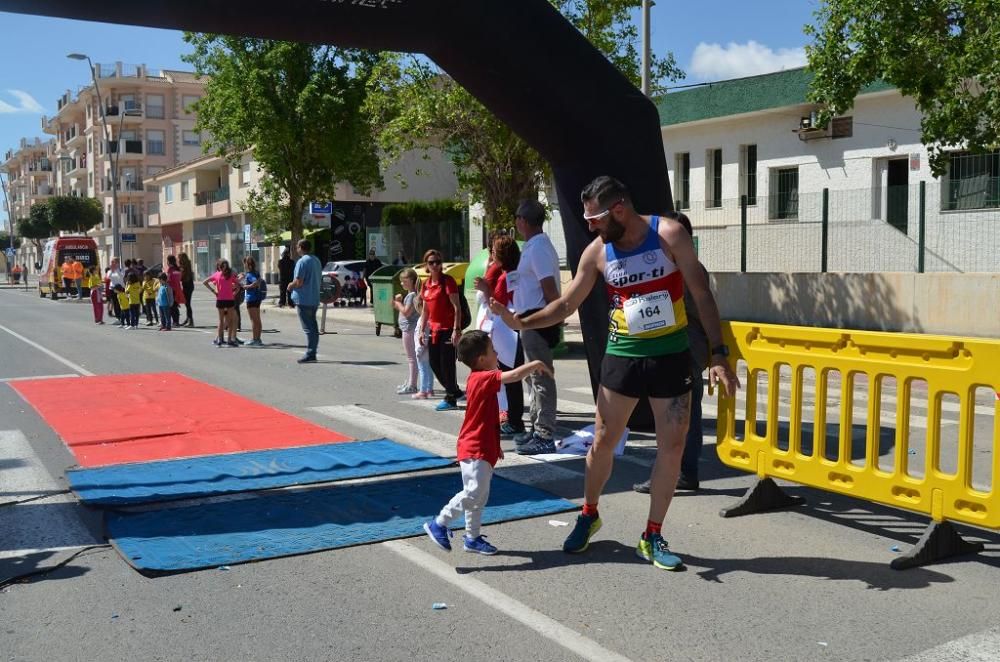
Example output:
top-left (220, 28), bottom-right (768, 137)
top-left (322, 260), bottom-right (367, 306)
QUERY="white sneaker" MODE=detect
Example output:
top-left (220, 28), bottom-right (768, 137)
top-left (396, 385), bottom-right (418, 395)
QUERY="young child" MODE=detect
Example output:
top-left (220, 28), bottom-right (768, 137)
top-left (156, 273), bottom-right (174, 330)
top-left (141, 272), bottom-right (159, 326)
top-left (423, 330), bottom-right (552, 555)
top-left (113, 284), bottom-right (129, 327)
top-left (87, 266), bottom-right (104, 325)
top-left (392, 268), bottom-right (421, 395)
top-left (124, 272), bottom-right (142, 329)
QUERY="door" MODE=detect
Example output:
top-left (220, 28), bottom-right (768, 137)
top-left (886, 159), bottom-right (908, 233)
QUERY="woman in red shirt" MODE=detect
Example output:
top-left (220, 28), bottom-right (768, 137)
top-left (417, 249), bottom-right (463, 411)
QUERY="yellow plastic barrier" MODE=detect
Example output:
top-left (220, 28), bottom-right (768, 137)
top-left (716, 322), bottom-right (1000, 548)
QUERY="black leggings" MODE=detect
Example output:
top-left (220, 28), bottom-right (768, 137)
top-left (428, 329), bottom-right (462, 404)
top-left (182, 282), bottom-right (194, 321)
top-left (500, 340), bottom-right (525, 429)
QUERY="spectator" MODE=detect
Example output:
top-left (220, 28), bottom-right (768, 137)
top-left (61, 256), bottom-right (74, 298)
top-left (286, 239), bottom-right (322, 363)
top-left (363, 248), bottom-right (382, 306)
top-left (70, 257), bottom-right (84, 299)
top-left (203, 259), bottom-right (240, 347)
top-left (278, 248), bottom-right (295, 308)
top-left (392, 267), bottom-right (421, 394)
top-left (392, 250), bottom-right (408, 266)
top-left (241, 255), bottom-right (266, 346)
top-left (166, 255), bottom-right (186, 327)
top-left (416, 248), bottom-right (463, 411)
top-left (179, 253), bottom-right (195, 327)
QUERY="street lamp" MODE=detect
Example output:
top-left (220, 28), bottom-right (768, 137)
top-left (640, 0), bottom-right (654, 97)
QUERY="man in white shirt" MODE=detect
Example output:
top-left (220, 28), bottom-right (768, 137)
top-left (510, 199), bottom-right (561, 454)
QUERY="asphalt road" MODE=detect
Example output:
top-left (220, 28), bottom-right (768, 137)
top-left (1, 285), bottom-right (998, 662)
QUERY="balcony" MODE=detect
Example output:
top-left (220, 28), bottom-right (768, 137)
top-left (66, 155), bottom-right (88, 178)
top-left (106, 177), bottom-right (145, 193)
top-left (105, 101), bottom-right (144, 123)
top-left (193, 187), bottom-right (231, 218)
top-left (195, 186), bottom-right (230, 205)
top-left (28, 160), bottom-right (53, 175)
top-left (107, 139), bottom-right (144, 160)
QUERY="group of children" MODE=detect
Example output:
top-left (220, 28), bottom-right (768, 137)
top-left (86, 266), bottom-right (176, 331)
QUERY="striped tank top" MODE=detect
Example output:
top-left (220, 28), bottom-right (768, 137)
top-left (604, 215), bottom-right (689, 357)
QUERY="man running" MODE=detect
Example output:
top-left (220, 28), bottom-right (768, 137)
top-left (490, 176), bottom-right (739, 571)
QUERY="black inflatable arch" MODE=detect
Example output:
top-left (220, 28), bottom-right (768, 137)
top-left (2, 0), bottom-right (674, 402)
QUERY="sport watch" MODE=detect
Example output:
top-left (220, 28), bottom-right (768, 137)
top-left (711, 344), bottom-right (730, 358)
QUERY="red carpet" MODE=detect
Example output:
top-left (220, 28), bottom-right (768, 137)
top-left (11, 372), bottom-right (351, 467)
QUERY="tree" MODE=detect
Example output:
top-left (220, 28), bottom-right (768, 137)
top-left (47, 196), bottom-right (102, 234)
top-left (805, 0), bottom-right (1000, 175)
top-left (20, 202), bottom-right (53, 253)
top-left (182, 35), bottom-right (383, 248)
top-left (0, 232), bottom-right (21, 250)
top-left (365, 0), bottom-right (683, 231)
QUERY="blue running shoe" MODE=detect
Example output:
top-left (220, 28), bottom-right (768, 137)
top-left (435, 400), bottom-right (458, 411)
top-left (563, 513), bottom-right (602, 553)
top-left (423, 520), bottom-right (453, 552)
top-left (463, 534), bottom-right (498, 555)
top-left (516, 433), bottom-right (556, 455)
top-left (636, 532), bottom-right (683, 570)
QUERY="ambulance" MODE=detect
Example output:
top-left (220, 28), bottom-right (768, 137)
top-left (37, 236), bottom-right (99, 299)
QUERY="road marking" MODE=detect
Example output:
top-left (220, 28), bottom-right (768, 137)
top-left (0, 430), bottom-right (100, 559)
top-left (0, 374), bottom-right (79, 383)
top-left (0, 324), bottom-right (95, 376)
top-left (894, 626), bottom-right (1000, 661)
top-left (383, 539), bottom-right (632, 662)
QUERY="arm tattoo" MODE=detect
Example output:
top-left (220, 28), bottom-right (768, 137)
top-left (666, 392), bottom-right (691, 425)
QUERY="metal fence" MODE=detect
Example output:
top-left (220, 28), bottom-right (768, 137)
top-left (687, 185), bottom-right (1000, 273)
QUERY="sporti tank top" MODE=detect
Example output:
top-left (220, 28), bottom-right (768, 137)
top-left (603, 215), bottom-right (689, 357)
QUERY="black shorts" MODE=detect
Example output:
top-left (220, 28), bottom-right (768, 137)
top-left (245, 300), bottom-right (262, 309)
top-left (600, 351), bottom-right (693, 399)
top-left (216, 300), bottom-right (235, 309)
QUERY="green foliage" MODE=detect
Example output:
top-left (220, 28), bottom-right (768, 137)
top-left (182, 35), bottom-right (383, 246)
top-left (365, 0), bottom-right (683, 230)
top-left (381, 200), bottom-right (462, 227)
top-left (805, 0), bottom-right (1000, 175)
top-left (46, 196), bottom-right (102, 234)
top-left (0, 232), bottom-right (21, 249)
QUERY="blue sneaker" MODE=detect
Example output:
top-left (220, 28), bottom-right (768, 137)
top-left (423, 520), bottom-right (453, 551)
top-left (435, 400), bottom-right (458, 411)
top-left (563, 512), bottom-right (602, 553)
top-left (463, 534), bottom-right (498, 555)
top-left (516, 433), bottom-right (556, 455)
top-left (636, 532), bottom-right (683, 570)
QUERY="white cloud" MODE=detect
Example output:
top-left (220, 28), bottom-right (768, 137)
top-left (0, 89), bottom-right (45, 114)
top-left (690, 41), bottom-right (807, 80)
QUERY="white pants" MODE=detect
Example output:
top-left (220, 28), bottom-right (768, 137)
top-left (435, 459), bottom-right (493, 538)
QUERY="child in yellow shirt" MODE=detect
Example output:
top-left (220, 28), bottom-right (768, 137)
top-left (142, 272), bottom-right (159, 326)
top-left (114, 285), bottom-right (129, 327)
top-left (125, 273), bottom-right (142, 329)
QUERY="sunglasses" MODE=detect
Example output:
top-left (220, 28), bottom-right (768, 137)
top-left (582, 199), bottom-right (624, 222)
top-left (426, 259), bottom-right (442, 265)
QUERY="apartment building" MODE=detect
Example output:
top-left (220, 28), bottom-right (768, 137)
top-left (2, 137), bottom-right (57, 266)
top-left (3, 62), bottom-right (206, 268)
top-left (148, 148), bottom-right (460, 279)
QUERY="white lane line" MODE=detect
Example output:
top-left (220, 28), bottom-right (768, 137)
top-left (0, 430), bottom-right (100, 559)
top-left (383, 540), bottom-right (632, 662)
top-left (894, 626), bottom-right (1000, 661)
top-left (0, 374), bottom-right (80, 383)
top-left (309, 405), bottom-right (585, 484)
top-left (0, 324), bottom-right (95, 377)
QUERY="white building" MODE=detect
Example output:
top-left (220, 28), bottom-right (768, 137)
top-left (657, 67), bottom-right (998, 273)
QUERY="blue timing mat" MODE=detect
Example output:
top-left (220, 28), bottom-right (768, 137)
top-left (106, 473), bottom-right (577, 572)
top-left (68, 439), bottom-right (454, 506)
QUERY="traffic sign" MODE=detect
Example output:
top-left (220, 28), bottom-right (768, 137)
top-left (121, 233), bottom-right (137, 243)
top-left (310, 201), bottom-right (333, 215)
top-left (5, 247), bottom-right (14, 258)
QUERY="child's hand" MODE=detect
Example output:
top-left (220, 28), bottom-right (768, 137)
top-left (531, 361), bottom-right (553, 378)
top-left (498, 448), bottom-right (505, 460)
top-left (394, 293), bottom-right (403, 302)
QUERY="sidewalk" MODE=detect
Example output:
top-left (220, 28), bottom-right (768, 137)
top-left (263, 298), bottom-right (585, 341)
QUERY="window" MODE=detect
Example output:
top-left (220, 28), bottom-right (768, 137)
top-left (146, 94), bottom-right (165, 119)
top-left (182, 131), bottom-right (201, 146)
top-left (942, 150), bottom-right (1000, 211)
top-left (182, 95), bottom-right (200, 114)
top-left (705, 148), bottom-right (722, 208)
top-left (769, 167), bottom-right (799, 220)
top-left (238, 162), bottom-right (251, 187)
top-left (147, 165), bottom-right (165, 177)
top-left (180, 180), bottom-right (190, 200)
top-left (164, 184), bottom-right (173, 203)
top-left (148, 200), bottom-right (159, 217)
top-left (89, 172), bottom-right (94, 188)
top-left (674, 152), bottom-right (690, 210)
top-left (832, 116), bottom-right (853, 139)
top-left (739, 145), bottom-right (757, 206)
top-left (122, 203), bottom-right (142, 228)
top-left (146, 129), bottom-right (165, 155)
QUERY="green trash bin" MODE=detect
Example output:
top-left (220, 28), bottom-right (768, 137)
top-left (371, 264), bottom-right (407, 337)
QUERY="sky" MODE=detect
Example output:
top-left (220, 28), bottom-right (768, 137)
top-left (0, 1), bottom-right (820, 230)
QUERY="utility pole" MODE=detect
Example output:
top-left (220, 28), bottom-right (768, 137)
top-left (641, 0), bottom-right (653, 97)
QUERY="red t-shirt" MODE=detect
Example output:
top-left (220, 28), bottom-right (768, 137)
top-left (484, 261), bottom-right (503, 293)
top-left (493, 272), bottom-right (512, 307)
top-left (421, 274), bottom-right (458, 331)
top-left (457, 369), bottom-right (503, 466)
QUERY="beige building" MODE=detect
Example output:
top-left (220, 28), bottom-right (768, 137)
top-left (2, 62), bottom-right (206, 268)
top-left (3, 137), bottom-right (57, 266)
top-left (147, 148), bottom-right (460, 279)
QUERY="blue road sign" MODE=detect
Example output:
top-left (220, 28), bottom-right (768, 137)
top-left (121, 233), bottom-right (137, 243)
top-left (310, 201), bottom-right (333, 215)
top-left (5, 247), bottom-right (14, 258)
